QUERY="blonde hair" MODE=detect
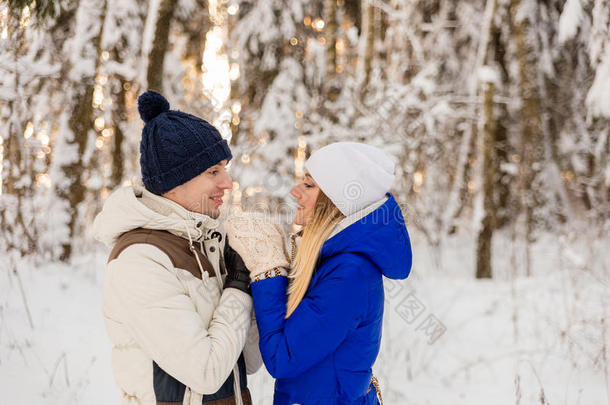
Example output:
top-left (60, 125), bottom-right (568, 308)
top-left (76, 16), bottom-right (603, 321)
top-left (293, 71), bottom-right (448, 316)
top-left (286, 191), bottom-right (345, 318)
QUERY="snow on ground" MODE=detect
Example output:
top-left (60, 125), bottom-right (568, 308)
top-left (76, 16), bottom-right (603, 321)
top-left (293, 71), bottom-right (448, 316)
top-left (1, 229), bottom-right (608, 404)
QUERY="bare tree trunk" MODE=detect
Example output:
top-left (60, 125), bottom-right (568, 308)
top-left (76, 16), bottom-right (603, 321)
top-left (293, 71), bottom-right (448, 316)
top-left (178, 0), bottom-right (208, 75)
top-left (360, 0), bottom-right (374, 92)
top-left (474, 0), bottom-right (498, 279)
top-left (375, 1), bottom-right (387, 64)
top-left (509, 0), bottom-right (543, 277)
top-left (106, 37), bottom-right (129, 189)
top-left (176, 0), bottom-right (210, 112)
top-left (324, 0), bottom-right (340, 102)
top-left (476, 80), bottom-right (496, 279)
top-left (227, 1), bottom-right (284, 146)
top-left (147, 0), bottom-right (179, 91)
top-left (491, 22), bottom-right (512, 229)
top-left (4, 101), bottom-right (23, 198)
top-left (325, 0), bottom-right (337, 79)
top-left (110, 74), bottom-right (127, 188)
top-left (344, 0), bottom-right (361, 34)
top-left (443, 0), bottom-right (497, 241)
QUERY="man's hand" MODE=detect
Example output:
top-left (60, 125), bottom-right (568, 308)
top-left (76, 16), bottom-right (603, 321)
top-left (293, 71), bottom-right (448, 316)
top-left (223, 242), bottom-right (252, 295)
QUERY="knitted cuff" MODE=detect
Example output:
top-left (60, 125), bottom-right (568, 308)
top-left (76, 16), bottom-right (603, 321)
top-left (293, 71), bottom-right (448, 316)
top-left (251, 267), bottom-right (288, 283)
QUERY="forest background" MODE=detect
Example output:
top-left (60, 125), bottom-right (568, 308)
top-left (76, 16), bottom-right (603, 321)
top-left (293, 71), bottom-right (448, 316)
top-left (0, 0), bottom-right (609, 404)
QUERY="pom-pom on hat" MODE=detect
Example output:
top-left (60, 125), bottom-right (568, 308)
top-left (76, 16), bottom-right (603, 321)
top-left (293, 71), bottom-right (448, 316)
top-left (137, 90), bottom-right (232, 195)
top-left (304, 142), bottom-right (395, 216)
top-left (138, 91), bottom-right (170, 123)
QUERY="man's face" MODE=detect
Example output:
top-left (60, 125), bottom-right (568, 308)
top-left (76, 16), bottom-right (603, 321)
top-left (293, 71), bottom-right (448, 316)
top-left (163, 160), bottom-right (232, 218)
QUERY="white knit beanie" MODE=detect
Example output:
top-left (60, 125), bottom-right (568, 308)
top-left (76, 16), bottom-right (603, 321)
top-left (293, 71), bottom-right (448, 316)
top-left (304, 142), bottom-right (396, 216)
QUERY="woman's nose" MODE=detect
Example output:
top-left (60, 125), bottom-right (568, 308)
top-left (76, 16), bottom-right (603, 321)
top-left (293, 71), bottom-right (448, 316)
top-left (290, 186), bottom-right (300, 199)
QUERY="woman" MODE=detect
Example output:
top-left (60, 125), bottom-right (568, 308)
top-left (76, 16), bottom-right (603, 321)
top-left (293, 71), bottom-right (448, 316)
top-left (225, 142), bottom-right (412, 404)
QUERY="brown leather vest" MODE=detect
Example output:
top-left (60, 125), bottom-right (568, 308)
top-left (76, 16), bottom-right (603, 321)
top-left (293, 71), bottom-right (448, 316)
top-left (108, 228), bottom-right (216, 279)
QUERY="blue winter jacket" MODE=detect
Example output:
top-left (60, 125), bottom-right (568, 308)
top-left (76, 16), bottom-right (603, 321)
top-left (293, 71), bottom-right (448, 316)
top-left (251, 194), bottom-right (412, 405)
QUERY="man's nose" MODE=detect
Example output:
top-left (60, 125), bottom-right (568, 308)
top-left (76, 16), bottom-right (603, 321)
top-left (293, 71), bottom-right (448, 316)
top-left (218, 172), bottom-right (233, 190)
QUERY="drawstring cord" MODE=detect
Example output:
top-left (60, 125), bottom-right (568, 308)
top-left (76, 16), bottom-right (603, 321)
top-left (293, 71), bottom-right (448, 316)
top-left (183, 221), bottom-right (244, 405)
top-left (184, 222), bottom-right (207, 281)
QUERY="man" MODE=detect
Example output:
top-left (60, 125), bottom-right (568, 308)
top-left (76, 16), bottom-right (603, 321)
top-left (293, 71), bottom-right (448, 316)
top-left (93, 90), bottom-right (261, 405)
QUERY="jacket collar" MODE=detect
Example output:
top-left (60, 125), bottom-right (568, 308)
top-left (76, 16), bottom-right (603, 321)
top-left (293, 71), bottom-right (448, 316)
top-left (92, 186), bottom-right (220, 248)
top-left (327, 195), bottom-right (389, 240)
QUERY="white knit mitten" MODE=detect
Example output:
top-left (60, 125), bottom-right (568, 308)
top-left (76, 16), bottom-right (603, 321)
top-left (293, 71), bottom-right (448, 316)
top-left (225, 212), bottom-right (290, 280)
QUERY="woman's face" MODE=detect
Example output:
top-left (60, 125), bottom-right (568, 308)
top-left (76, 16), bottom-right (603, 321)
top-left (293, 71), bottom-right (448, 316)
top-left (290, 172), bottom-right (320, 226)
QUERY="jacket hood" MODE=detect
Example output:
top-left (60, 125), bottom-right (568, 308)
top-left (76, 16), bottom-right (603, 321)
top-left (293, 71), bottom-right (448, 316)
top-left (92, 186), bottom-right (220, 248)
top-left (319, 193), bottom-right (412, 280)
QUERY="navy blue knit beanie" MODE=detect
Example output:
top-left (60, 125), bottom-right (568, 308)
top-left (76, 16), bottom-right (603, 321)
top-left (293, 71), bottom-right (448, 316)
top-left (137, 90), bottom-right (232, 195)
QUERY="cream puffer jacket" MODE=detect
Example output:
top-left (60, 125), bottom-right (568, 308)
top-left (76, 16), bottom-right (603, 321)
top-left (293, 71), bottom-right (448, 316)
top-left (92, 186), bottom-right (262, 405)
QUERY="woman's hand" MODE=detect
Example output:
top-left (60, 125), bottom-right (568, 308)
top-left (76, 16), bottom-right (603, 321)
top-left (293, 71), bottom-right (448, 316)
top-left (225, 212), bottom-right (290, 280)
